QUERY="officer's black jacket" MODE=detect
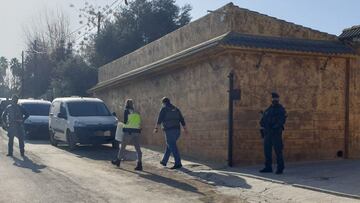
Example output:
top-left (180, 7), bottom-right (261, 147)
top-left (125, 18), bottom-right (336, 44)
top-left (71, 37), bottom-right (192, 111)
top-left (260, 103), bottom-right (287, 131)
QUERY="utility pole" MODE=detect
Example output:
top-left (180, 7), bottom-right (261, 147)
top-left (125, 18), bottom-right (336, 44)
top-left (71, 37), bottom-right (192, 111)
top-left (34, 40), bottom-right (38, 98)
top-left (227, 72), bottom-right (241, 167)
top-left (97, 11), bottom-right (102, 35)
top-left (20, 51), bottom-right (24, 98)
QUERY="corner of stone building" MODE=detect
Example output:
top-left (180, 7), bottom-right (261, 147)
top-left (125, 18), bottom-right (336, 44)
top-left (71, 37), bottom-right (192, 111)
top-left (225, 3), bottom-right (336, 41)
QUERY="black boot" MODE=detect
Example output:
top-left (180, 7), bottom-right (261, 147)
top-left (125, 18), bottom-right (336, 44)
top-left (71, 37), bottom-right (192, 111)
top-left (111, 159), bottom-right (120, 167)
top-left (170, 164), bottom-right (182, 170)
top-left (160, 161), bottom-right (166, 167)
top-left (134, 162), bottom-right (143, 171)
top-left (259, 168), bottom-right (273, 173)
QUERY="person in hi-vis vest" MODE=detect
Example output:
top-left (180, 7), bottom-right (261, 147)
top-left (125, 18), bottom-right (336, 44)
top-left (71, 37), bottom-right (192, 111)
top-left (112, 99), bottom-right (143, 171)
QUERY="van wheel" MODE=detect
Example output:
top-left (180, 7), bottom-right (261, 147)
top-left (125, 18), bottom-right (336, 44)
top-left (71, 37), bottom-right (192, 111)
top-left (112, 140), bottom-right (119, 149)
top-left (49, 130), bottom-right (58, 147)
top-left (67, 130), bottom-right (77, 150)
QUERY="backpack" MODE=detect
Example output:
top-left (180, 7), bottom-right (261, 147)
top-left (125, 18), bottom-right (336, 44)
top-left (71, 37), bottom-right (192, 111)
top-left (162, 107), bottom-right (181, 130)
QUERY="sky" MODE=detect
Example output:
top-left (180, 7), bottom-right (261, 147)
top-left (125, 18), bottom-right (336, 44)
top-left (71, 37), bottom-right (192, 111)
top-left (0, 0), bottom-right (359, 59)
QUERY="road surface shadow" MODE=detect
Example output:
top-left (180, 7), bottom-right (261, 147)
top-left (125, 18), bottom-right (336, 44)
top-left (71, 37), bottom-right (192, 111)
top-left (226, 160), bottom-right (360, 198)
top-left (180, 168), bottom-right (252, 188)
top-left (25, 139), bottom-right (50, 145)
top-left (12, 156), bottom-right (46, 173)
top-left (58, 144), bottom-right (138, 161)
top-left (121, 168), bottom-right (205, 195)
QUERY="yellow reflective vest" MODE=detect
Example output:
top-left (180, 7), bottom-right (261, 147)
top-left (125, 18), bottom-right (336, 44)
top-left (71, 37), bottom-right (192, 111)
top-left (123, 112), bottom-right (141, 129)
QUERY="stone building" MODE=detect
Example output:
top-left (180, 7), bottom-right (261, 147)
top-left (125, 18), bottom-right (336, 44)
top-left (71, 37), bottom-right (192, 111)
top-left (89, 3), bottom-right (360, 165)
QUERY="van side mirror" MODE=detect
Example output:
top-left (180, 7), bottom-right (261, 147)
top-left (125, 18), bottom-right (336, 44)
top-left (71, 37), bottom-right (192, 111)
top-left (57, 112), bottom-right (67, 119)
top-left (112, 112), bottom-right (117, 117)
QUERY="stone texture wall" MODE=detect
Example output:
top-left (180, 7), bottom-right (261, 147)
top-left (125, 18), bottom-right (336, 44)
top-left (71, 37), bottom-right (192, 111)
top-left (93, 3), bottom-right (356, 165)
top-left (229, 6), bottom-right (336, 41)
top-left (95, 54), bottom-right (232, 163)
top-left (349, 56), bottom-right (360, 159)
top-left (232, 51), bottom-right (347, 165)
top-left (98, 5), bottom-right (232, 82)
top-left (97, 3), bottom-right (336, 84)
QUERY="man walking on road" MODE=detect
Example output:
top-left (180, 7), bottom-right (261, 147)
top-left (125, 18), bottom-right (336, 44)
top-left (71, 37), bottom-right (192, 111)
top-left (1, 95), bottom-right (29, 157)
top-left (154, 97), bottom-right (187, 169)
top-left (260, 92), bottom-right (287, 174)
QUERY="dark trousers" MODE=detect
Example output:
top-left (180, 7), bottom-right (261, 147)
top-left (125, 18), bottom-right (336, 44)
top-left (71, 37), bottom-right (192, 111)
top-left (8, 125), bottom-right (25, 155)
top-left (161, 129), bottom-right (181, 166)
top-left (263, 130), bottom-right (284, 171)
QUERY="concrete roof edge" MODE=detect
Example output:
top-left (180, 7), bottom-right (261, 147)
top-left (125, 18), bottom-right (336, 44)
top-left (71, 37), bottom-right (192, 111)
top-left (229, 4), bottom-right (337, 39)
top-left (97, 3), bottom-right (234, 71)
top-left (88, 32), bottom-right (229, 93)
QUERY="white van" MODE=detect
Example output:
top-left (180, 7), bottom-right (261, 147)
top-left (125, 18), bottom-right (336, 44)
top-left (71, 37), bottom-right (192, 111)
top-left (49, 97), bottom-right (118, 150)
top-left (19, 99), bottom-right (51, 139)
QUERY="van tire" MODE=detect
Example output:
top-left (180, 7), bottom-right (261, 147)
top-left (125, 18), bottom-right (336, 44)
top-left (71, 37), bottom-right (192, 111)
top-left (67, 130), bottom-right (77, 150)
top-left (49, 130), bottom-right (58, 147)
top-left (112, 140), bottom-right (119, 149)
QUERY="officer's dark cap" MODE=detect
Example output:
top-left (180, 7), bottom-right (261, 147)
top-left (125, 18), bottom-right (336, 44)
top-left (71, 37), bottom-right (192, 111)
top-left (162, 97), bottom-right (170, 104)
top-left (271, 92), bottom-right (280, 99)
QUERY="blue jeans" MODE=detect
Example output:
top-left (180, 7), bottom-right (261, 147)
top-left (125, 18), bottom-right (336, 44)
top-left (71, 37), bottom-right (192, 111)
top-left (161, 129), bottom-right (181, 166)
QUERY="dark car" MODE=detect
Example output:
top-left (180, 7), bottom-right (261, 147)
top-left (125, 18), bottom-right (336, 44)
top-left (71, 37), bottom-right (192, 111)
top-left (19, 99), bottom-right (51, 139)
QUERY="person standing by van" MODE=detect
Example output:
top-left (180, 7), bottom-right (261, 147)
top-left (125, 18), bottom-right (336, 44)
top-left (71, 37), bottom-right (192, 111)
top-left (111, 99), bottom-right (143, 171)
top-left (154, 97), bottom-right (187, 170)
top-left (2, 95), bottom-right (29, 157)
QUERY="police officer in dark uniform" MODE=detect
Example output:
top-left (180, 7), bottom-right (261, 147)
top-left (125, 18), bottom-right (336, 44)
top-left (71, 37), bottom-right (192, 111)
top-left (260, 92), bottom-right (287, 174)
top-left (1, 95), bottom-right (29, 157)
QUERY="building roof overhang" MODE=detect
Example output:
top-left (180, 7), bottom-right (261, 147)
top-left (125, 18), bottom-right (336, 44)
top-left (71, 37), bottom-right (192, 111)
top-left (89, 32), bottom-right (356, 93)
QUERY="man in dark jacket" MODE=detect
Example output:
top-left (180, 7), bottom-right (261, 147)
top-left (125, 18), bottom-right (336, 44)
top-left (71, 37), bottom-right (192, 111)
top-left (2, 95), bottom-right (29, 157)
top-left (260, 92), bottom-right (287, 174)
top-left (154, 97), bottom-right (187, 169)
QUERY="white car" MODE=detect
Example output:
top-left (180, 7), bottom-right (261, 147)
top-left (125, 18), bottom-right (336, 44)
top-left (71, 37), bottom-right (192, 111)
top-left (19, 99), bottom-right (51, 139)
top-left (49, 97), bottom-right (118, 150)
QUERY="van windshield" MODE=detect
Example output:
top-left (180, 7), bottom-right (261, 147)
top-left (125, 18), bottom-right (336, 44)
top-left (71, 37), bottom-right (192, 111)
top-left (67, 101), bottom-right (111, 117)
top-left (21, 103), bottom-right (51, 116)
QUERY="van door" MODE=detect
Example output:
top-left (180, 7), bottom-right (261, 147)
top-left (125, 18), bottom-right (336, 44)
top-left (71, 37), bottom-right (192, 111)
top-left (57, 103), bottom-right (68, 141)
top-left (50, 101), bottom-right (65, 141)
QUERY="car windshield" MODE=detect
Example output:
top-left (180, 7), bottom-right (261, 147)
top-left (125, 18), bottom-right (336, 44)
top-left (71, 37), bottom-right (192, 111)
top-left (67, 101), bottom-right (111, 117)
top-left (21, 103), bottom-right (51, 116)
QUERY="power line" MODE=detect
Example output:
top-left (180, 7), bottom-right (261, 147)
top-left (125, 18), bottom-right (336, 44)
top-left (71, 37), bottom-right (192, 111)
top-left (69, 0), bottom-right (123, 42)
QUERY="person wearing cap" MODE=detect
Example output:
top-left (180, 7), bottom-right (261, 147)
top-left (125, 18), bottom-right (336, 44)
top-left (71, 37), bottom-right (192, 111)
top-left (259, 92), bottom-right (287, 174)
top-left (1, 95), bottom-right (29, 157)
top-left (154, 97), bottom-right (187, 169)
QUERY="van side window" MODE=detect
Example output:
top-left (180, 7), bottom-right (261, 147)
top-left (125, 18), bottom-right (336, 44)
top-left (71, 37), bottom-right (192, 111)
top-left (60, 103), bottom-right (67, 115)
top-left (51, 101), bottom-right (60, 115)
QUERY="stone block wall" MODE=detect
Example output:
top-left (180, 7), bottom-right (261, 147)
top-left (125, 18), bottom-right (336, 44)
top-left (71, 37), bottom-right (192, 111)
top-left (229, 6), bottom-right (336, 41)
top-left (98, 5), bottom-right (233, 82)
top-left (349, 56), bottom-right (360, 159)
top-left (231, 51), bottom-right (347, 165)
top-left (96, 54), bottom-right (232, 163)
top-left (92, 3), bottom-right (356, 165)
top-left (97, 3), bottom-right (336, 84)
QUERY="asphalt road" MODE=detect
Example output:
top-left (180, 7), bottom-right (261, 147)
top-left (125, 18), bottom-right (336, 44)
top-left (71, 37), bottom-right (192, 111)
top-left (0, 130), bottom-right (240, 203)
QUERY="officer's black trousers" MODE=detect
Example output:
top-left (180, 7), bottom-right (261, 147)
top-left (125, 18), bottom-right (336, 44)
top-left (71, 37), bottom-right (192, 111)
top-left (263, 130), bottom-right (284, 171)
top-left (7, 125), bottom-right (25, 155)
